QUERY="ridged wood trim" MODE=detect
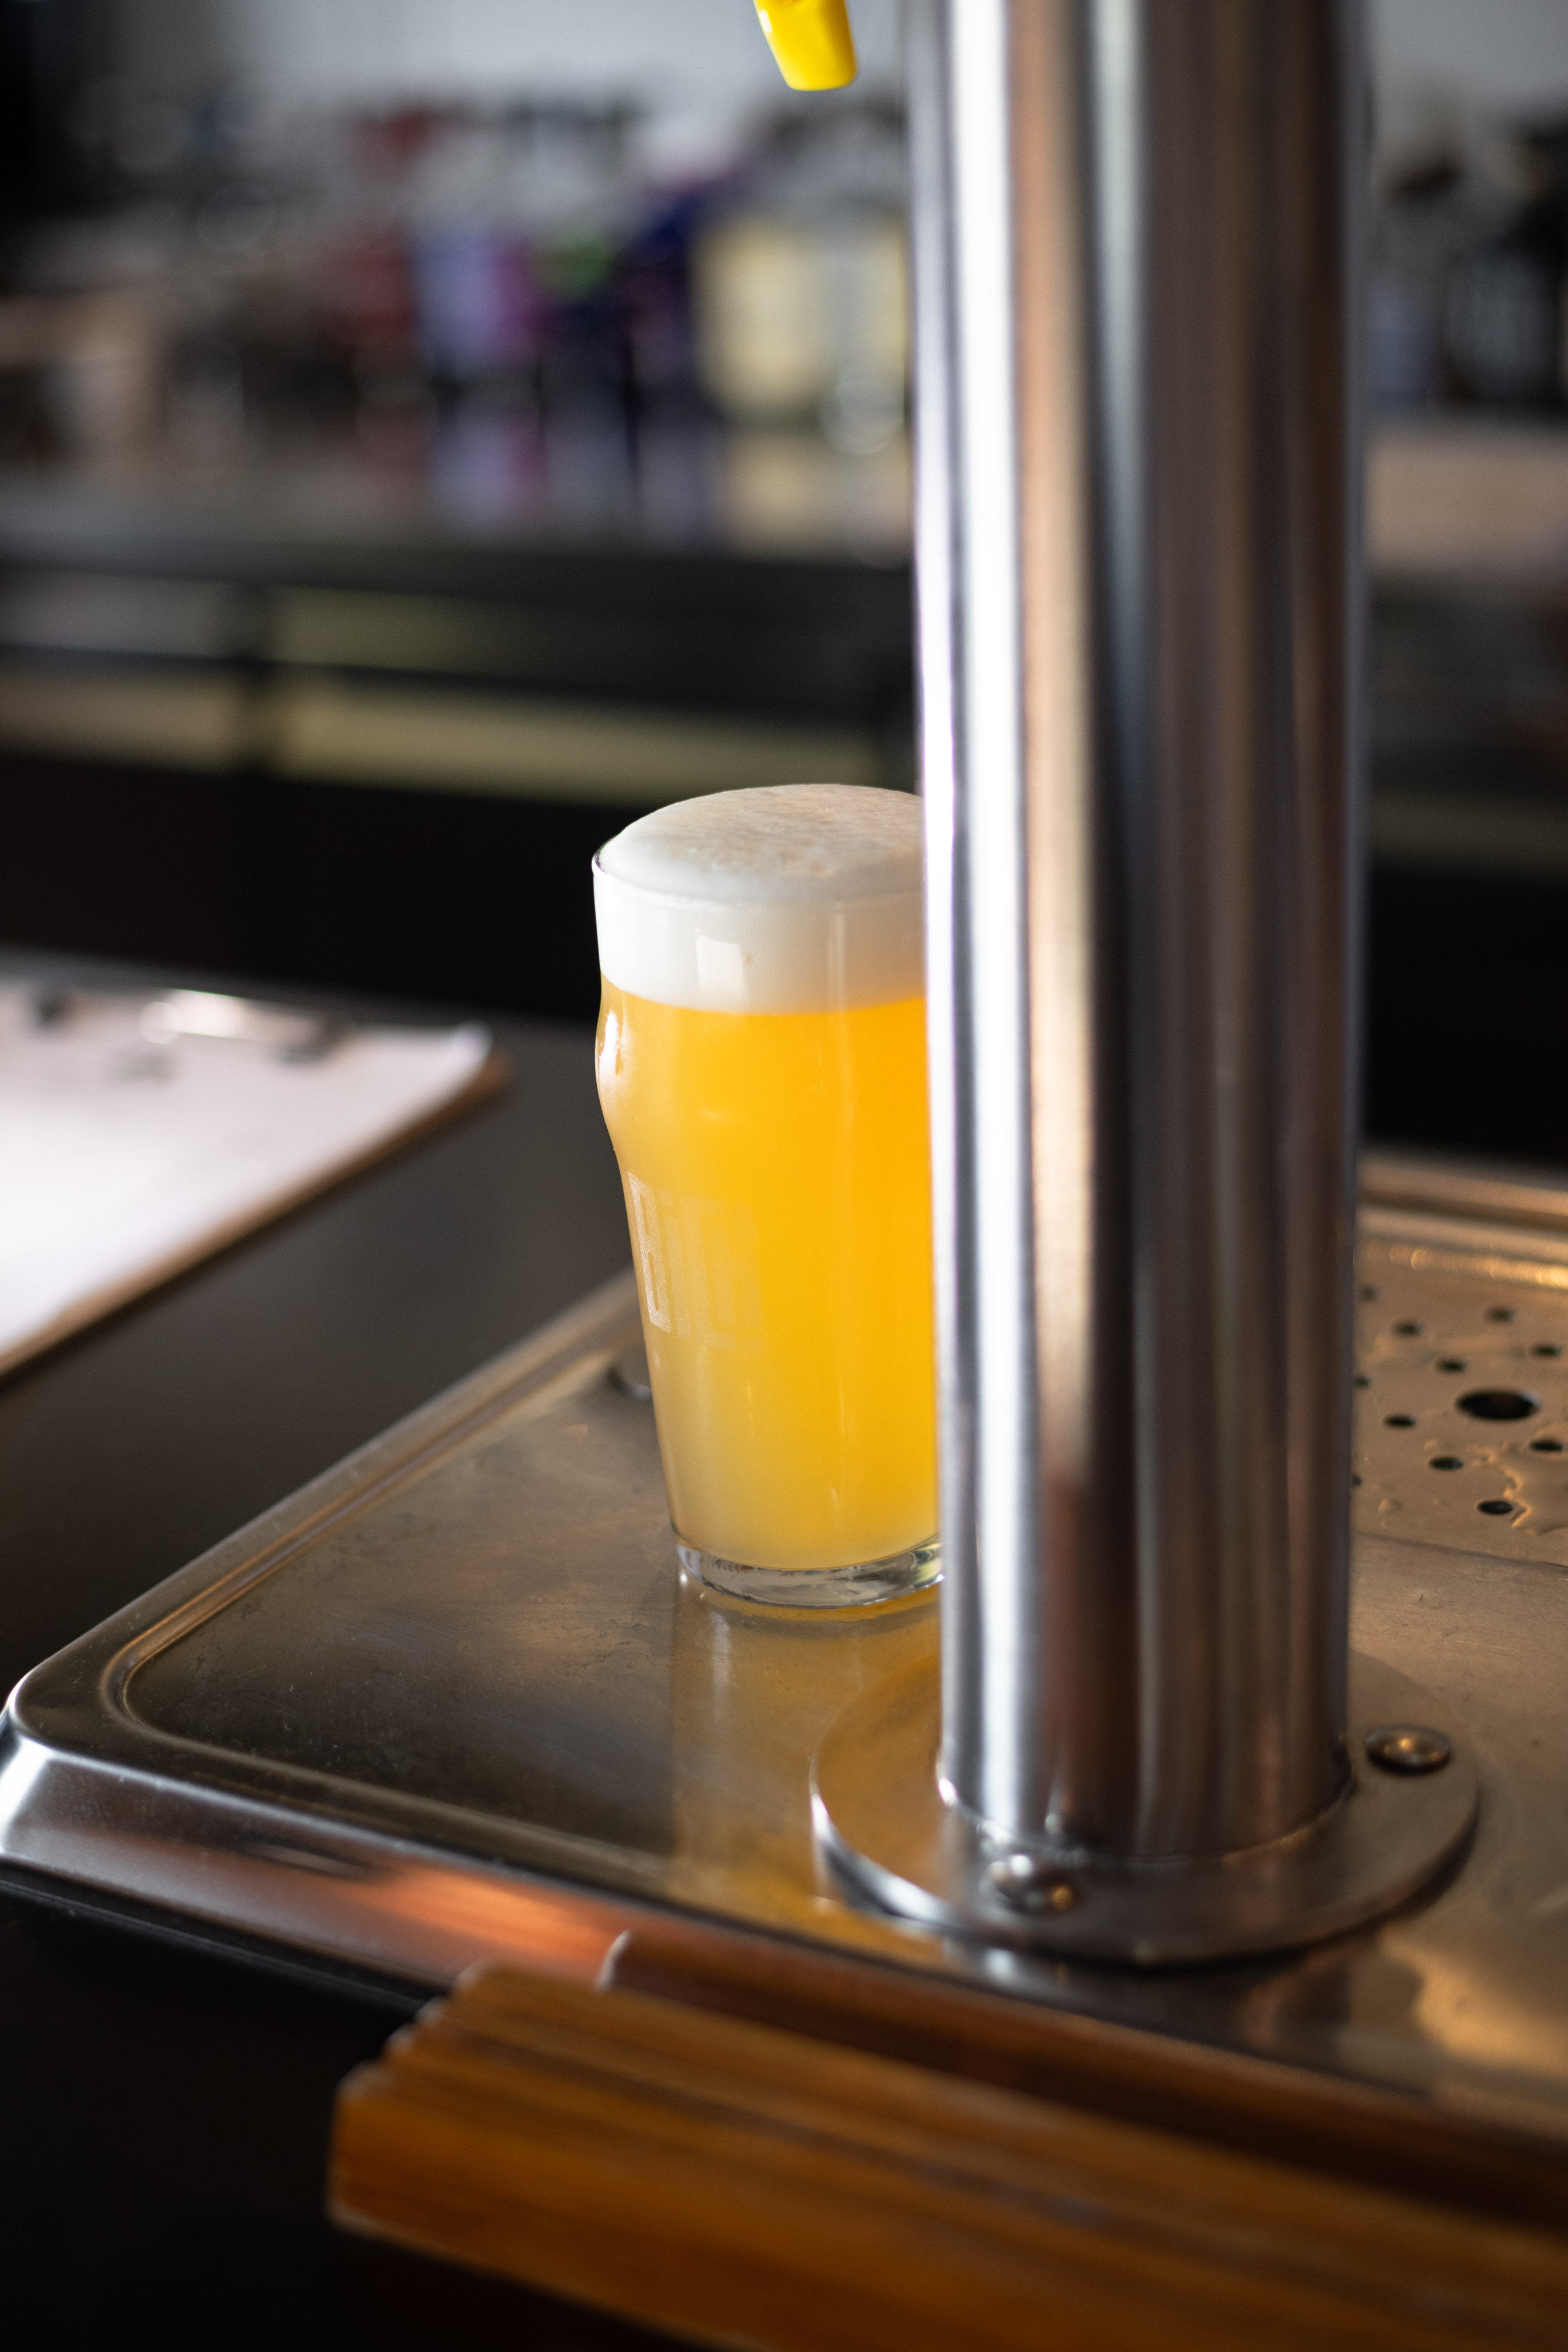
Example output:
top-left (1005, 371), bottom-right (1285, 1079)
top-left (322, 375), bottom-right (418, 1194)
top-left (330, 1962), bottom-right (1568, 2352)
top-left (605, 1919), bottom-right (1568, 2230)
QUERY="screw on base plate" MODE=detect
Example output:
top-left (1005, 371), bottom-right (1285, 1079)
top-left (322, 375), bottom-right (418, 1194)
top-left (986, 1856), bottom-right (1079, 1914)
top-left (1365, 1724), bottom-right (1452, 1774)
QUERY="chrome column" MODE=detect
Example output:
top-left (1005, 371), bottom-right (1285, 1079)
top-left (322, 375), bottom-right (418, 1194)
top-left (922, 0), bottom-right (1368, 1863)
top-left (926, 0), bottom-right (1363, 1872)
top-left (818, 0), bottom-right (1477, 1959)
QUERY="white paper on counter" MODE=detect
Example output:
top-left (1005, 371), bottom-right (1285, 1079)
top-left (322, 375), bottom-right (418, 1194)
top-left (0, 984), bottom-right (493, 1376)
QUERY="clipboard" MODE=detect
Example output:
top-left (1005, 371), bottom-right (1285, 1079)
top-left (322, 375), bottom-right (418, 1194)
top-left (0, 978), bottom-right (499, 1377)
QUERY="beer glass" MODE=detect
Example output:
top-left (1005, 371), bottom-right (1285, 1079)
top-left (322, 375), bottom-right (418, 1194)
top-left (593, 784), bottom-right (938, 1608)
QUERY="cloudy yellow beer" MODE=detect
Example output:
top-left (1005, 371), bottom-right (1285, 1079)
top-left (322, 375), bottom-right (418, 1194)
top-left (593, 784), bottom-right (937, 1606)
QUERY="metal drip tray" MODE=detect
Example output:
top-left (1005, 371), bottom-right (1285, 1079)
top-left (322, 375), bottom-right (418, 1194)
top-left (4, 1152), bottom-right (1568, 2141)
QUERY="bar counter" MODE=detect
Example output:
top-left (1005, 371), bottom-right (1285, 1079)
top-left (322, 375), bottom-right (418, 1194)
top-left (0, 970), bottom-right (668, 2351)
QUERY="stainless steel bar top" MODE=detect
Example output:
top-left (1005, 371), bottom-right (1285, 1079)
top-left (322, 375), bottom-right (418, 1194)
top-left (2, 1165), bottom-right (1567, 2122)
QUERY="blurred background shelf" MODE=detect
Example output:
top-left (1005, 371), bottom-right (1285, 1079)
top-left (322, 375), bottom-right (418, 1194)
top-left (4, 0), bottom-right (1568, 1145)
top-left (0, 493), bottom-right (914, 1019)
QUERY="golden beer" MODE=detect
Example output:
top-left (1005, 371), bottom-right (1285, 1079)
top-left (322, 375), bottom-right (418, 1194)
top-left (593, 785), bottom-right (937, 1606)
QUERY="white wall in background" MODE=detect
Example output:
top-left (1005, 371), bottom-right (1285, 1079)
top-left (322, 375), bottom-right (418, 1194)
top-left (202, 0), bottom-right (1564, 118)
top-left (1374, 0), bottom-right (1568, 117)
top-left (103, 0), bottom-right (905, 178)
top-left (212, 0), bottom-right (903, 110)
top-left (126, 4), bottom-right (1567, 138)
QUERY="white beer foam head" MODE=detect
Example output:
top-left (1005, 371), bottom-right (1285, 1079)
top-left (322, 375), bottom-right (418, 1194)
top-left (594, 784), bottom-right (924, 1014)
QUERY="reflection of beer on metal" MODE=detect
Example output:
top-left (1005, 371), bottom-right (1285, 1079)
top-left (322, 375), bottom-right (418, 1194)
top-left (593, 784), bottom-right (938, 1607)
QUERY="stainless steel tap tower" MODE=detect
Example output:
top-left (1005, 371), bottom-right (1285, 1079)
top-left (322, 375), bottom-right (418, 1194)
top-left (814, 0), bottom-right (1476, 1960)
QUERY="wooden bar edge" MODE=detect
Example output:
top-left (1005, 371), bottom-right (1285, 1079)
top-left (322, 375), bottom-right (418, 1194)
top-left (329, 1930), bottom-right (1568, 2352)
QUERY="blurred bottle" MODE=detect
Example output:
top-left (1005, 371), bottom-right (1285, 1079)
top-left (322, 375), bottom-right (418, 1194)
top-left (687, 98), bottom-right (908, 549)
top-left (1370, 151), bottom-right (1461, 412)
top-left (691, 101), bottom-right (907, 446)
top-left (695, 212), bottom-right (836, 418)
top-left (45, 292), bottom-right (166, 463)
top-left (1372, 113), bottom-right (1568, 417)
top-left (414, 230), bottom-right (539, 382)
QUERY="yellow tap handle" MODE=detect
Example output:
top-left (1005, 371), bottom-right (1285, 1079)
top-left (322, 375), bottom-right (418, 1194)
top-left (752, 0), bottom-right (858, 91)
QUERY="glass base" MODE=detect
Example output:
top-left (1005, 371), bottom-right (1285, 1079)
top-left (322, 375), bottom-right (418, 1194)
top-left (676, 1535), bottom-right (941, 1611)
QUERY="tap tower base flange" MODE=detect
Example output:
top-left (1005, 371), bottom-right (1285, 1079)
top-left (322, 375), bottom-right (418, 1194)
top-left (812, 1652), bottom-right (1476, 1967)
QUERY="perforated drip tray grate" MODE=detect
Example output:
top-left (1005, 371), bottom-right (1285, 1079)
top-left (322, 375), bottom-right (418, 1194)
top-left (1358, 1165), bottom-right (1568, 1561)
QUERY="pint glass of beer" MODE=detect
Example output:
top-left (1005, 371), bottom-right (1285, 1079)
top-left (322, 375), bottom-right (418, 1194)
top-left (593, 784), bottom-right (938, 1608)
